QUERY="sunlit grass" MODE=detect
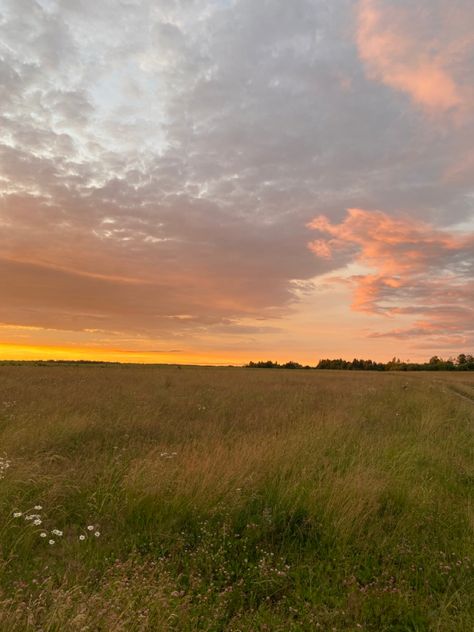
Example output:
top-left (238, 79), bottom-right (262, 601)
top-left (0, 366), bottom-right (473, 630)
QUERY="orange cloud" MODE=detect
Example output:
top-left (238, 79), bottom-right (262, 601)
top-left (308, 209), bottom-right (474, 342)
top-left (309, 208), bottom-right (464, 278)
top-left (356, 0), bottom-right (473, 115)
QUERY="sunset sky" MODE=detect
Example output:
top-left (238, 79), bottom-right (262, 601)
top-left (1, 0), bottom-right (473, 364)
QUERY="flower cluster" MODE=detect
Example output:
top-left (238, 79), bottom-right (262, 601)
top-left (160, 451), bottom-right (178, 459)
top-left (0, 454), bottom-right (11, 480)
top-left (12, 506), bottom-right (101, 544)
top-left (79, 525), bottom-right (101, 540)
top-left (12, 505), bottom-right (64, 543)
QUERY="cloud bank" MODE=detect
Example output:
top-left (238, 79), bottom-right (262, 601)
top-left (0, 0), bottom-right (473, 360)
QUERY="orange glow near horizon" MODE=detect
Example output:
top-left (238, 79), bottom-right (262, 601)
top-left (0, 342), bottom-right (242, 366)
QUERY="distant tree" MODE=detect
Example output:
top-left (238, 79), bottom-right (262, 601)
top-left (247, 360), bottom-right (280, 368)
top-left (247, 352), bottom-right (474, 372)
top-left (386, 357), bottom-right (405, 371)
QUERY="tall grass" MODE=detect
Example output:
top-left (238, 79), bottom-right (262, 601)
top-left (0, 366), bottom-right (473, 630)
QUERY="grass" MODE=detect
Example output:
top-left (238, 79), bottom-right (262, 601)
top-left (0, 365), bottom-right (473, 631)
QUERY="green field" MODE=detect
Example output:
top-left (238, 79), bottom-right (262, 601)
top-left (0, 366), bottom-right (473, 631)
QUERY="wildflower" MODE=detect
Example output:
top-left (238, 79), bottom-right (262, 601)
top-left (79, 535), bottom-right (86, 541)
top-left (87, 525), bottom-right (94, 531)
top-left (49, 539), bottom-right (55, 545)
top-left (34, 505), bottom-right (42, 510)
top-left (94, 531), bottom-right (100, 538)
top-left (33, 519), bottom-right (42, 526)
top-left (13, 512), bottom-right (22, 518)
top-left (40, 532), bottom-right (47, 538)
top-left (52, 529), bottom-right (63, 536)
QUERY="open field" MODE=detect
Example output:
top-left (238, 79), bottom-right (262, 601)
top-left (0, 366), bottom-right (473, 631)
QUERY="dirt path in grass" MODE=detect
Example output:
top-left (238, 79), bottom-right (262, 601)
top-left (426, 376), bottom-right (474, 407)
top-left (394, 372), bottom-right (474, 407)
top-left (445, 386), bottom-right (474, 405)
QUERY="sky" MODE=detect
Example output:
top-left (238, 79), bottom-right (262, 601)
top-left (0, 0), bottom-right (473, 365)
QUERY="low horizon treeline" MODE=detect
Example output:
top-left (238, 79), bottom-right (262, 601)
top-left (0, 360), bottom-right (122, 367)
top-left (247, 353), bottom-right (474, 371)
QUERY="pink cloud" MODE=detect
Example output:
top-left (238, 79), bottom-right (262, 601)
top-left (356, 0), bottom-right (473, 116)
top-left (308, 209), bottom-right (474, 343)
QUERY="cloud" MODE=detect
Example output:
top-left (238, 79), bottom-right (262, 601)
top-left (356, 0), bottom-right (474, 116)
top-left (0, 0), bottom-right (473, 359)
top-left (308, 209), bottom-right (474, 343)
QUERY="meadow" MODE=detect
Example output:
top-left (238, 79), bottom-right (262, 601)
top-left (0, 365), bottom-right (473, 631)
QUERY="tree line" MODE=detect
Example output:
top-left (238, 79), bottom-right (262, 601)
top-left (246, 354), bottom-right (474, 371)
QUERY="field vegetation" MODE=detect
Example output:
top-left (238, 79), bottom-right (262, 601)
top-left (0, 366), bottom-right (473, 631)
